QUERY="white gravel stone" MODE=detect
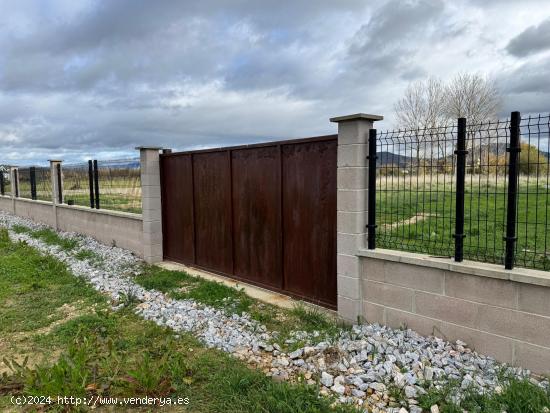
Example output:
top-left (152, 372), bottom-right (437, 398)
top-left (2, 211), bottom-right (549, 413)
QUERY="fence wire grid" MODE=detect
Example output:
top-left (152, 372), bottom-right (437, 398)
top-left (0, 166), bottom-right (11, 196)
top-left (374, 113), bottom-right (550, 271)
top-left (96, 159), bottom-right (141, 213)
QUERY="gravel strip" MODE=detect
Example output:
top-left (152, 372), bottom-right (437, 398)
top-left (1, 211), bottom-right (547, 413)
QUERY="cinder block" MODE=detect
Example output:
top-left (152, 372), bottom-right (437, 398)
top-left (478, 305), bottom-right (550, 348)
top-left (337, 254), bottom-right (361, 278)
top-left (337, 167), bottom-right (367, 190)
top-left (337, 189), bottom-right (367, 212)
top-left (372, 261), bottom-right (445, 294)
top-left (142, 197), bottom-right (162, 212)
top-left (445, 272), bottom-right (518, 309)
top-left (414, 291), bottom-right (481, 329)
top-left (338, 144), bottom-right (367, 167)
top-left (518, 283), bottom-right (550, 317)
top-left (514, 341), bottom-right (550, 374)
top-left (337, 295), bottom-right (362, 322)
top-left (143, 220), bottom-right (162, 234)
top-left (337, 211), bottom-right (366, 234)
top-left (337, 274), bottom-right (361, 300)
top-left (362, 301), bottom-right (386, 324)
top-left (362, 258), bottom-right (386, 281)
top-left (437, 321), bottom-right (514, 365)
top-left (385, 307), bottom-right (441, 337)
top-left (337, 232), bottom-right (363, 254)
top-left (141, 184), bottom-right (161, 199)
top-left (337, 120), bottom-right (372, 145)
top-left (363, 280), bottom-right (414, 312)
top-left (141, 173), bottom-right (161, 186)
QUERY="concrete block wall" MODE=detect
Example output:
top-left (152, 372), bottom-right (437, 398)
top-left (358, 250), bottom-right (550, 374)
top-left (0, 196), bottom-right (143, 257)
top-left (138, 147), bottom-right (163, 263)
top-left (56, 204), bottom-right (143, 255)
top-left (332, 111), bottom-right (550, 375)
top-left (331, 113), bottom-right (383, 322)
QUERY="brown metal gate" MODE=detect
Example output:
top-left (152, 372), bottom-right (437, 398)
top-left (160, 135), bottom-right (337, 309)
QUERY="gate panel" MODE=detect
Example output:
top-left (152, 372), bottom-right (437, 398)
top-left (160, 154), bottom-right (195, 263)
top-left (282, 139), bottom-right (337, 307)
top-left (232, 146), bottom-right (282, 288)
top-left (193, 151), bottom-right (233, 274)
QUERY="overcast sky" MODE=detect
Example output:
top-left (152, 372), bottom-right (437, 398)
top-left (1, 0), bottom-right (549, 165)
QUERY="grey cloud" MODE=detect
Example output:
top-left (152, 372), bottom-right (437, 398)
top-left (506, 18), bottom-right (550, 57)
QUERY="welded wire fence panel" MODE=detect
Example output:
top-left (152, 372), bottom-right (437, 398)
top-left (375, 113), bottom-right (550, 271)
top-left (376, 126), bottom-right (456, 257)
top-left (516, 114), bottom-right (550, 270)
top-left (96, 159), bottom-right (141, 213)
top-left (0, 166), bottom-right (11, 195)
top-left (463, 119), bottom-right (510, 265)
top-left (35, 166), bottom-right (52, 201)
top-left (63, 162), bottom-right (93, 207)
top-left (18, 167), bottom-right (32, 199)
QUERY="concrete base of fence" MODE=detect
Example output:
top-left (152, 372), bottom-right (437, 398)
top-left (0, 195), bottom-right (143, 257)
top-left (357, 248), bottom-right (550, 374)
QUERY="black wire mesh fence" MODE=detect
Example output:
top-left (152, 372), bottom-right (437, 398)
top-left (0, 166), bottom-right (11, 196)
top-left (516, 114), bottom-right (550, 270)
top-left (34, 167), bottom-right (52, 201)
top-left (62, 158), bottom-right (141, 213)
top-left (371, 112), bottom-right (550, 271)
top-left (17, 167), bottom-right (32, 199)
top-left (62, 162), bottom-right (92, 208)
top-left (376, 125), bottom-right (457, 257)
top-left (96, 159), bottom-right (141, 213)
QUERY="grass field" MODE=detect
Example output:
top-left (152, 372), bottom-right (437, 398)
top-left (1, 225), bottom-right (548, 412)
top-left (376, 174), bottom-right (550, 271)
top-left (0, 227), bottom-right (357, 413)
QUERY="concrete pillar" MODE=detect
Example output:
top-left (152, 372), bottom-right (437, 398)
top-left (330, 113), bottom-right (383, 322)
top-left (49, 160), bottom-right (63, 229)
top-left (137, 146), bottom-right (163, 263)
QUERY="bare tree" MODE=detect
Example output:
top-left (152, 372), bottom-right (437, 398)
top-left (394, 77), bottom-right (447, 131)
top-left (443, 73), bottom-right (501, 126)
top-left (394, 77), bottom-right (448, 162)
top-left (443, 73), bottom-right (502, 169)
top-left (394, 73), bottom-right (502, 169)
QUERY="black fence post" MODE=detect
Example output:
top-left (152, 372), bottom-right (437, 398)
top-left (504, 111), bottom-right (521, 270)
top-left (56, 163), bottom-right (63, 204)
top-left (30, 166), bottom-right (37, 200)
top-left (367, 129), bottom-right (377, 249)
top-left (454, 118), bottom-right (467, 262)
top-left (93, 159), bottom-right (100, 209)
top-left (0, 171), bottom-right (4, 195)
top-left (88, 160), bottom-right (94, 208)
top-left (14, 169), bottom-right (19, 197)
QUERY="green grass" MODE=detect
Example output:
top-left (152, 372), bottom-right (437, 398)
top-left (133, 265), bottom-right (347, 349)
top-left (0, 228), bottom-right (358, 412)
top-left (417, 377), bottom-right (550, 413)
top-left (12, 225), bottom-right (79, 251)
top-left (377, 178), bottom-right (550, 270)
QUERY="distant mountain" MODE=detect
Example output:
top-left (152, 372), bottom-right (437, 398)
top-left (377, 151), bottom-right (413, 167)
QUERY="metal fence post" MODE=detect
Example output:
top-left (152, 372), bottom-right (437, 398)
top-left (504, 111), bottom-right (521, 270)
top-left (454, 118), bottom-right (467, 262)
top-left (88, 160), bottom-right (94, 208)
top-left (0, 170), bottom-right (4, 196)
top-left (13, 168), bottom-right (19, 198)
top-left (93, 159), bottom-right (100, 209)
top-left (56, 163), bottom-right (63, 204)
top-left (30, 166), bottom-right (37, 200)
top-left (367, 128), bottom-right (377, 249)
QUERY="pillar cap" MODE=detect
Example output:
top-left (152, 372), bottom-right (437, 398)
top-left (330, 113), bottom-right (383, 123)
top-left (48, 159), bottom-right (63, 162)
top-left (135, 146), bottom-right (163, 150)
